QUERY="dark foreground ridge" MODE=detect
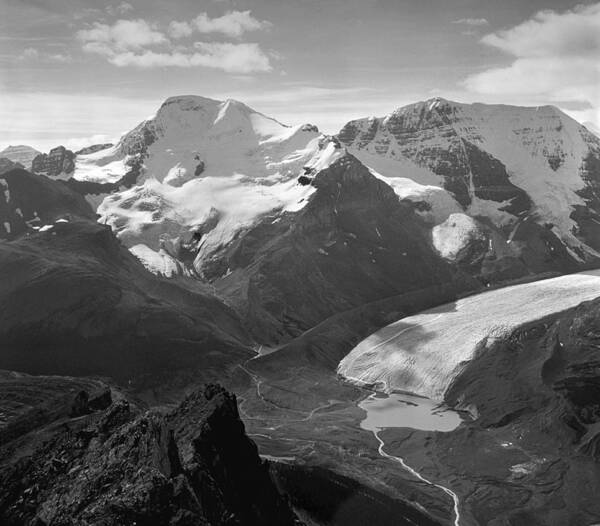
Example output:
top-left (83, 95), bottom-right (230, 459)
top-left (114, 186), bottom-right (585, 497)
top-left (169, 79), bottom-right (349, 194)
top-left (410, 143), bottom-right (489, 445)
top-left (0, 381), bottom-right (301, 526)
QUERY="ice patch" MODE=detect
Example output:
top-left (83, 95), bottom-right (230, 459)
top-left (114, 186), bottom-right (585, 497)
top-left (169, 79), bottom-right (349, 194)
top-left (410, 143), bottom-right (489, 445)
top-left (130, 244), bottom-right (181, 277)
top-left (432, 213), bottom-right (484, 260)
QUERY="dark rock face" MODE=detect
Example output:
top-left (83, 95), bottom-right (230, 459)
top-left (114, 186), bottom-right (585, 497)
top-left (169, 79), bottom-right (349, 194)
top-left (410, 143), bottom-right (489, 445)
top-left (0, 167), bottom-right (95, 239)
top-left (0, 158), bottom-right (23, 175)
top-left (31, 146), bottom-right (76, 177)
top-left (118, 120), bottom-right (158, 157)
top-left (0, 217), bottom-right (250, 391)
top-left (462, 139), bottom-right (532, 215)
top-left (572, 150), bottom-right (600, 251)
top-left (0, 383), bottom-right (300, 526)
top-left (0, 171), bottom-right (250, 393)
top-left (206, 153), bottom-right (473, 343)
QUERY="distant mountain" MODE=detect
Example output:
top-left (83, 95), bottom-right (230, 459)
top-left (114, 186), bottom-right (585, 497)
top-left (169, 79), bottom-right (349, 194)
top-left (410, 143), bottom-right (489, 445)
top-left (338, 98), bottom-right (600, 262)
top-left (0, 145), bottom-right (40, 170)
top-left (69, 95), bottom-right (326, 276)
top-left (52, 95), bottom-right (594, 343)
top-left (31, 145), bottom-right (76, 178)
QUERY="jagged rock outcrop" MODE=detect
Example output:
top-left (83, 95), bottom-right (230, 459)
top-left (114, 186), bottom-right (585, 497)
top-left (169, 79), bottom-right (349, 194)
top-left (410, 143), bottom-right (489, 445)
top-left (32, 146), bottom-right (76, 177)
top-left (0, 383), bottom-right (301, 526)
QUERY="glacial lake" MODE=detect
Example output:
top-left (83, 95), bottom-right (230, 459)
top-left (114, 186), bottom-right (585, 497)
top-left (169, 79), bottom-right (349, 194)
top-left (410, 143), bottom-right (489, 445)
top-left (359, 392), bottom-right (462, 432)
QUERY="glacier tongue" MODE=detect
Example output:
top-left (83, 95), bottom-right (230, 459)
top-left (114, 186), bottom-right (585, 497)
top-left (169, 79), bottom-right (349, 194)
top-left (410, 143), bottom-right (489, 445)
top-left (338, 269), bottom-right (600, 399)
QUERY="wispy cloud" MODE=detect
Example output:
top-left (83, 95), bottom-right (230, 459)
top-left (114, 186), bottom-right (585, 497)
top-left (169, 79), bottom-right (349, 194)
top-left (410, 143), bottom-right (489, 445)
top-left (77, 19), bottom-right (167, 52)
top-left (452, 18), bottom-right (489, 27)
top-left (108, 42), bottom-right (272, 73)
top-left (16, 47), bottom-right (72, 63)
top-left (463, 3), bottom-right (600, 127)
top-left (106, 2), bottom-right (134, 17)
top-left (168, 11), bottom-right (271, 39)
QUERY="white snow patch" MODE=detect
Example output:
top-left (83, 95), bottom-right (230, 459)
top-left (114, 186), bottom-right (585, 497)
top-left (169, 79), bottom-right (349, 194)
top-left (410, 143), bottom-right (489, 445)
top-left (38, 225), bottom-right (54, 232)
top-left (73, 144), bottom-right (129, 184)
top-left (432, 213), bottom-right (484, 260)
top-left (130, 244), bottom-right (180, 277)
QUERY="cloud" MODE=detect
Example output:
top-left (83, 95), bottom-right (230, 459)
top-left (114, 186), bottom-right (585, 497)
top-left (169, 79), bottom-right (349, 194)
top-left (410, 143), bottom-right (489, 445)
top-left (453, 18), bottom-right (489, 26)
top-left (108, 42), bottom-right (272, 73)
top-left (20, 48), bottom-right (39, 60)
top-left (77, 16), bottom-right (273, 74)
top-left (168, 20), bottom-right (193, 39)
top-left (106, 2), bottom-right (134, 16)
top-left (169, 10), bottom-right (271, 39)
top-left (17, 47), bottom-right (72, 63)
top-left (463, 3), bottom-right (600, 127)
top-left (77, 19), bottom-right (167, 51)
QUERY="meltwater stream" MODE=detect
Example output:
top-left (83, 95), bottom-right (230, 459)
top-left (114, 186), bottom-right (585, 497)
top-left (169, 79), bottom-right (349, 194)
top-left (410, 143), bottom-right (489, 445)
top-left (360, 393), bottom-right (463, 526)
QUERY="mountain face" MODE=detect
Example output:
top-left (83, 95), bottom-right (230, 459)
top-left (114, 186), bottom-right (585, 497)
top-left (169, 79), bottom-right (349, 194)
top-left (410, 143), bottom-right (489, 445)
top-left (66, 95), bottom-right (325, 277)
top-left (0, 168), bottom-right (95, 239)
top-left (209, 152), bottom-right (472, 343)
top-left (41, 94), bottom-right (595, 344)
top-left (427, 296), bottom-right (600, 524)
top-left (75, 142), bottom-right (113, 155)
top-left (338, 98), bottom-right (600, 264)
top-left (0, 158), bottom-right (23, 176)
top-left (0, 168), bottom-right (250, 395)
top-left (0, 145), bottom-right (41, 170)
top-left (0, 381), bottom-right (300, 526)
top-left (31, 146), bottom-right (76, 178)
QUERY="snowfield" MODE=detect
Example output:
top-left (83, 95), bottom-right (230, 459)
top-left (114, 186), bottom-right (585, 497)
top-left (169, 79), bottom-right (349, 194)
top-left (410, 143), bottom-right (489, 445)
top-left (338, 269), bottom-right (600, 399)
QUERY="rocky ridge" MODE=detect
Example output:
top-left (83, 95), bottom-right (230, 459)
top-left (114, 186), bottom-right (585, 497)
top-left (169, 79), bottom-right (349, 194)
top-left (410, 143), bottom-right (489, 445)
top-left (0, 382), bottom-right (300, 526)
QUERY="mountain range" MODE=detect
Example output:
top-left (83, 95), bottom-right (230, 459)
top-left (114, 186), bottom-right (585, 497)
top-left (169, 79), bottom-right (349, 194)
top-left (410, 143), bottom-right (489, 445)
top-left (2, 94), bottom-right (600, 525)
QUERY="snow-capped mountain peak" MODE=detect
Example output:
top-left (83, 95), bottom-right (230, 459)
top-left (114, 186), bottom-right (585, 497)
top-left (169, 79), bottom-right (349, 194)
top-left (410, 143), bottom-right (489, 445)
top-left (338, 99), bottom-right (600, 260)
top-left (67, 95), bottom-right (342, 276)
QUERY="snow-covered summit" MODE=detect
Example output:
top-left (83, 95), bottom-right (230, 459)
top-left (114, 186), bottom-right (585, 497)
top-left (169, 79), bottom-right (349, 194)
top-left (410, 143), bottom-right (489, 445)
top-left (71, 95), bottom-right (342, 276)
top-left (338, 98), bottom-right (600, 259)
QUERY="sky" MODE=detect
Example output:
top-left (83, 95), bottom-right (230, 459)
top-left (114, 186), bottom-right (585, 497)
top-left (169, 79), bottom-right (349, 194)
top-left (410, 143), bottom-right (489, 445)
top-left (1, 0), bottom-right (599, 151)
